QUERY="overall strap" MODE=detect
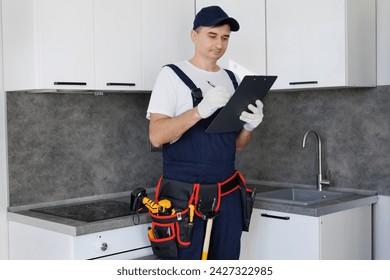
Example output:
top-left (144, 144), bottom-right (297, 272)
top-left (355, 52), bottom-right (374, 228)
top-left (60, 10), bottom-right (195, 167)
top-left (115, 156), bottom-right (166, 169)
top-left (165, 64), bottom-right (203, 106)
top-left (224, 69), bottom-right (238, 90)
top-left (164, 64), bottom-right (239, 106)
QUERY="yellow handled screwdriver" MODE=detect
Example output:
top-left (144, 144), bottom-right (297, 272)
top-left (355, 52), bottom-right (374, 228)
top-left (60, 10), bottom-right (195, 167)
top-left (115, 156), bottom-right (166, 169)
top-left (188, 205), bottom-right (195, 223)
top-left (148, 227), bottom-right (154, 239)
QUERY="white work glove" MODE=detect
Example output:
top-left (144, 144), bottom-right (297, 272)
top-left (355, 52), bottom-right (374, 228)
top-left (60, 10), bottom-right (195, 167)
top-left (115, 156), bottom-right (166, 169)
top-left (239, 100), bottom-right (264, 131)
top-left (197, 86), bottom-right (231, 119)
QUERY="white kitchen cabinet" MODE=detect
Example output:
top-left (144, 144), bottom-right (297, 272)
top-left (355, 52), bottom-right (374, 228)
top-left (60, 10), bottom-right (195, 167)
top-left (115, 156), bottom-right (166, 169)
top-left (39, 0), bottom-right (96, 90)
top-left (9, 221), bottom-right (153, 260)
top-left (195, 0), bottom-right (266, 81)
top-left (2, 0), bottom-right (194, 92)
top-left (94, 0), bottom-right (143, 91)
top-left (2, 0), bottom-right (96, 91)
top-left (266, 0), bottom-right (376, 90)
top-left (142, 0), bottom-right (195, 90)
top-left (2, 0), bottom-right (41, 91)
top-left (240, 205), bottom-right (372, 259)
top-left (376, 0), bottom-right (390, 86)
top-left (92, 0), bottom-right (195, 91)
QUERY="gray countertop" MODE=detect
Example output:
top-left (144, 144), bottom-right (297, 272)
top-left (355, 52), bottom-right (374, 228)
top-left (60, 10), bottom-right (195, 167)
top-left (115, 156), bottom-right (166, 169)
top-left (8, 210), bottom-right (151, 236)
top-left (249, 180), bottom-right (378, 216)
top-left (8, 191), bottom-right (153, 236)
top-left (8, 181), bottom-right (378, 237)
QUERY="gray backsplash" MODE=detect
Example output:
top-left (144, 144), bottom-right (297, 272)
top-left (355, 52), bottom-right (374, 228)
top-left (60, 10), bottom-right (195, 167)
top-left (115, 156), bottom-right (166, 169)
top-left (7, 85), bottom-right (390, 206)
top-left (7, 92), bottom-right (162, 206)
top-left (236, 85), bottom-right (390, 195)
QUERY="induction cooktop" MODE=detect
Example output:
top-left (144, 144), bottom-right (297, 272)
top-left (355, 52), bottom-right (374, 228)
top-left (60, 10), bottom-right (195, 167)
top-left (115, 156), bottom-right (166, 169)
top-left (30, 200), bottom-right (146, 222)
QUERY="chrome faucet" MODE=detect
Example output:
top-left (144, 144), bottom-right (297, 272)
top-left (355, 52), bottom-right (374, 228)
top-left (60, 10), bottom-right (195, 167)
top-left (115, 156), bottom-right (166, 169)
top-left (302, 130), bottom-right (330, 191)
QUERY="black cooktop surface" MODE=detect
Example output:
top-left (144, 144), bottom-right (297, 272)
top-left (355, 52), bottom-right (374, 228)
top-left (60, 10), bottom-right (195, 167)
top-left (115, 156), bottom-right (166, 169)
top-left (30, 200), bottom-right (145, 222)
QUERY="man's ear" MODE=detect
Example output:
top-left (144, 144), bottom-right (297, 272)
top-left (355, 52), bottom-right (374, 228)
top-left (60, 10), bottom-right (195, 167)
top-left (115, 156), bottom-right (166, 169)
top-left (190, 29), bottom-right (197, 43)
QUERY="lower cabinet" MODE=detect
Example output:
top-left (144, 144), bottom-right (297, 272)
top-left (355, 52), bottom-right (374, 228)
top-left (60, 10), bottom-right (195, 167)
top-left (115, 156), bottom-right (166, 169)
top-left (240, 205), bottom-right (372, 260)
top-left (8, 221), bottom-right (153, 260)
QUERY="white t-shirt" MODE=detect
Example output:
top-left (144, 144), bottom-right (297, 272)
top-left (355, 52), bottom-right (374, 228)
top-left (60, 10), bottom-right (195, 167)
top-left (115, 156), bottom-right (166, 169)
top-left (146, 61), bottom-right (239, 119)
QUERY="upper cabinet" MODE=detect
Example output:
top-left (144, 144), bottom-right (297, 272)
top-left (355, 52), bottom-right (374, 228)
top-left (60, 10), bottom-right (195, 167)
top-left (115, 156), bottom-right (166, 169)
top-left (3, 0), bottom-right (97, 91)
top-left (96, 0), bottom-right (194, 91)
top-left (196, 0), bottom-right (267, 81)
top-left (2, 0), bottom-right (377, 92)
top-left (38, 0), bottom-right (96, 91)
top-left (2, 0), bottom-right (194, 92)
top-left (266, 0), bottom-right (376, 90)
top-left (377, 0), bottom-right (390, 86)
top-left (94, 0), bottom-right (143, 91)
top-left (196, 0), bottom-right (376, 90)
top-left (141, 0), bottom-right (194, 90)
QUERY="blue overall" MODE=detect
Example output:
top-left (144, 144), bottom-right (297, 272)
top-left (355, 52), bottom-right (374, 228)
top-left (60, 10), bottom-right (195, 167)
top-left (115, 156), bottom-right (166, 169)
top-left (162, 65), bottom-right (243, 259)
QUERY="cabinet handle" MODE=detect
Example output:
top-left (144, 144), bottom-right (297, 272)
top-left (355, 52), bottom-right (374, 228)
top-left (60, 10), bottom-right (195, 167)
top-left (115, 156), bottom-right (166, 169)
top-left (289, 81), bottom-right (318, 85)
top-left (261, 213), bottom-right (290, 220)
top-left (106, 83), bottom-right (136, 87)
top-left (54, 82), bottom-right (87, 86)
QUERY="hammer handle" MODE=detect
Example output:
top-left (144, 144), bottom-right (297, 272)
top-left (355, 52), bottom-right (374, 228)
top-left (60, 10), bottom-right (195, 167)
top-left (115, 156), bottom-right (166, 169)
top-left (201, 218), bottom-right (214, 260)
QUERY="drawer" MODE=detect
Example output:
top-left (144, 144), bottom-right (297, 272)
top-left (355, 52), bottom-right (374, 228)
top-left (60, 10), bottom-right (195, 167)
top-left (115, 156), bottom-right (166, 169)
top-left (74, 223), bottom-right (151, 259)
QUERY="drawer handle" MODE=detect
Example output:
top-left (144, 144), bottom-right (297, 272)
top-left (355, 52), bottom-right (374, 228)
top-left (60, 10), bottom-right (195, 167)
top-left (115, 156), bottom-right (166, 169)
top-left (289, 81), bottom-right (318, 85)
top-left (106, 83), bottom-right (136, 87)
top-left (54, 82), bottom-right (87, 86)
top-left (261, 213), bottom-right (290, 220)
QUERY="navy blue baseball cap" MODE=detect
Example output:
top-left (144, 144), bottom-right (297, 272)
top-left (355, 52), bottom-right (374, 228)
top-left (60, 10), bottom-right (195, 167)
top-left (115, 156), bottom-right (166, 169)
top-left (193, 6), bottom-right (240, 32)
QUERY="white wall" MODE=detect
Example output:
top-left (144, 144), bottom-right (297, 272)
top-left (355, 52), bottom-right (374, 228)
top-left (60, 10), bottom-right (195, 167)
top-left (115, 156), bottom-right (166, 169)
top-left (0, 1), bottom-right (9, 259)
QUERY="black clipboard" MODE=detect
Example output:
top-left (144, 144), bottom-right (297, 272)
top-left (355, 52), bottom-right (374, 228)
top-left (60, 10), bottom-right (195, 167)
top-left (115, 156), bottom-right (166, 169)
top-left (206, 75), bottom-right (277, 133)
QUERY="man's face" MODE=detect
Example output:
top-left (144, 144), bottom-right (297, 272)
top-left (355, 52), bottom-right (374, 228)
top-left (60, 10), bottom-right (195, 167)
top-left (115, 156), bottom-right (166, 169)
top-left (192, 24), bottom-right (231, 63)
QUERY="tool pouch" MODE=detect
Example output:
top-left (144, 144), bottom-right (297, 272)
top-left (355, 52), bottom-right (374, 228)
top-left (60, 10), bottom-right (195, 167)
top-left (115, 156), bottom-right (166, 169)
top-left (148, 208), bottom-right (193, 258)
top-left (237, 172), bottom-right (256, 232)
top-left (194, 183), bottom-right (221, 218)
top-left (148, 221), bottom-right (178, 259)
top-left (157, 177), bottom-right (194, 210)
top-left (147, 177), bottom-right (195, 258)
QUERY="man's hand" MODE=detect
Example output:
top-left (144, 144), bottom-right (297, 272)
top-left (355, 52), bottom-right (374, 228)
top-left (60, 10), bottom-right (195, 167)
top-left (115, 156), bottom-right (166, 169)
top-left (197, 86), bottom-right (230, 119)
top-left (239, 100), bottom-right (264, 131)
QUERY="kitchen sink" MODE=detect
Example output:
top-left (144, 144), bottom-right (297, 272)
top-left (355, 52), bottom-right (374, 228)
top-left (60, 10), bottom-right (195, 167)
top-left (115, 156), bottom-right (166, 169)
top-left (257, 188), bottom-right (348, 206)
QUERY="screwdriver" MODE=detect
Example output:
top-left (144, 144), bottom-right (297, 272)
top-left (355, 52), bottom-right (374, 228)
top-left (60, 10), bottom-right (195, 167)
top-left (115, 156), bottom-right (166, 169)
top-left (188, 205), bottom-right (195, 223)
top-left (148, 227), bottom-right (154, 239)
top-left (186, 205), bottom-right (195, 242)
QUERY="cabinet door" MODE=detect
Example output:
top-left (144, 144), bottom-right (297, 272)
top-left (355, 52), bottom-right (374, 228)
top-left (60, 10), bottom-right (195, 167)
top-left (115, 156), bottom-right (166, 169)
top-left (2, 0), bottom-right (39, 91)
top-left (196, 0), bottom-right (266, 81)
top-left (320, 205), bottom-right (371, 259)
top-left (141, 0), bottom-right (194, 90)
top-left (9, 220), bottom-right (152, 260)
top-left (240, 209), bottom-right (319, 260)
top-left (38, 0), bottom-right (95, 90)
top-left (94, 0), bottom-right (143, 91)
top-left (9, 221), bottom-right (73, 259)
top-left (266, 0), bottom-right (346, 89)
top-left (377, 0), bottom-right (390, 85)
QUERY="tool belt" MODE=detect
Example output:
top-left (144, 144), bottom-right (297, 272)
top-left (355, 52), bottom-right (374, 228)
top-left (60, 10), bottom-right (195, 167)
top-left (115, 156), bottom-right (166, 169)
top-left (147, 171), bottom-right (256, 259)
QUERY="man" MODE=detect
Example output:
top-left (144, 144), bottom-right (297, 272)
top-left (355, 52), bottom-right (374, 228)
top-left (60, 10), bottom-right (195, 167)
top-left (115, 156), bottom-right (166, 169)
top-left (146, 6), bottom-right (263, 260)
